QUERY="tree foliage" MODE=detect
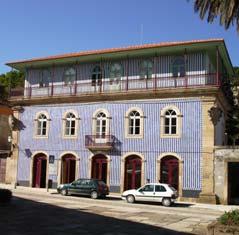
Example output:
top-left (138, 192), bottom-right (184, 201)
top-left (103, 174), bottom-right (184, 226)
top-left (0, 70), bottom-right (24, 101)
top-left (225, 66), bottom-right (239, 145)
top-left (194, 0), bottom-right (239, 32)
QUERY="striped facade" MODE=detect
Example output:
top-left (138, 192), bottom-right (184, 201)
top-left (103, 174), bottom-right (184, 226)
top-left (17, 98), bottom-right (202, 195)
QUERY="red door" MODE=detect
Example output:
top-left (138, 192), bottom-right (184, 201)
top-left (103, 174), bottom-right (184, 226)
top-left (160, 156), bottom-right (179, 190)
top-left (33, 155), bottom-right (47, 188)
top-left (92, 155), bottom-right (107, 183)
top-left (124, 156), bottom-right (142, 190)
top-left (62, 155), bottom-right (76, 184)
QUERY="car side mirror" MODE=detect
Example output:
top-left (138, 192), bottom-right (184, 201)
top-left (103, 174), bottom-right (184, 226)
top-left (71, 181), bottom-right (77, 186)
top-left (138, 189), bottom-right (143, 193)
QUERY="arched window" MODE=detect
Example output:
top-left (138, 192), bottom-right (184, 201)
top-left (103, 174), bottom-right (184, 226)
top-left (129, 111), bottom-right (141, 135)
top-left (91, 65), bottom-right (102, 86)
top-left (63, 67), bottom-right (76, 85)
top-left (125, 108), bottom-right (144, 138)
top-left (139, 60), bottom-right (153, 79)
top-left (95, 112), bottom-right (107, 137)
top-left (160, 106), bottom-right (182, 138)
top-left (39, 70), bottom-right (51, 87)
top-left (164, 110), bottom-right (177, 134)
top-left (64, 112), bottom-right (76, 137)
top-left (36, 114), bottom-right (48, 136)
top-left (172, 56), bottom-right (185, 77)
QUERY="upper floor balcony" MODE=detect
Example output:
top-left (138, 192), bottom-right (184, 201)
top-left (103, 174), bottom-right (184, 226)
top-left (9, 73), bottom-right (221, 100)
top-left (85, 135), bottom-right (116, 151)
top-left (7, 39), bottom-right (234, 103)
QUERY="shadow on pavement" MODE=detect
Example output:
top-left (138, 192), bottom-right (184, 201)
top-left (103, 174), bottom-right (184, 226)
top-left (0, 196), bottom-right (192, 235)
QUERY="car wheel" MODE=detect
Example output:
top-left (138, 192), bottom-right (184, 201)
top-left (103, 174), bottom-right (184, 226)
top-left (162, 198), bottom-right (171, 207)
top-left (126, 195), bottom-right (135, 203)
top-left (91, 191), bottom-right (98, 199)
top-left (61, 189), bottom-right (68, 196)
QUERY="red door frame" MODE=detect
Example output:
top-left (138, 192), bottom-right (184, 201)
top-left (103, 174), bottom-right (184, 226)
top-left (161, 156), bottom-right (179, 190)
top-left (91, 155), bottom-right (107, 183)
top-left (33, 155), bottom-right (47, 188)
top-left (125, 156), bottom-right (142, 190)
top-left (62, 155), bottom-right (76, 184)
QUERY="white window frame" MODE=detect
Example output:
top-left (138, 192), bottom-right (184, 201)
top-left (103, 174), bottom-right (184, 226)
top-left (125, 107), bottom-right (144, 139)
top-left (92, 109), bottom-right (110, 137)
top-left (62, 110), bottom-right (79, 139)
top-left (34, 111), bottom-right (50, 139)
top-left (160, 106), bottom-right (182, 138)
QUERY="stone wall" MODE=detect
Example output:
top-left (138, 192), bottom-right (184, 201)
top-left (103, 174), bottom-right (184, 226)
top-left (214, 147), bottom-right (239, 204)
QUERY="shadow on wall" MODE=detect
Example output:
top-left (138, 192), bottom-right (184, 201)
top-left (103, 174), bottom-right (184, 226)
top-left (0, 196), bottom-right (192, 235)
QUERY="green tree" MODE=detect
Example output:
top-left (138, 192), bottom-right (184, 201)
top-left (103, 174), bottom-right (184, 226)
top-left (0, 70), bottom-right (24, 100)
top-left (225, 66), bottom-right (239, 145)
top-left (194, 0), bottom-right (239, 32)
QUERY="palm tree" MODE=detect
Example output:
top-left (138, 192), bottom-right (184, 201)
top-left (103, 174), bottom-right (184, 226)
top-left (194, 0), bottom-right (239, 32)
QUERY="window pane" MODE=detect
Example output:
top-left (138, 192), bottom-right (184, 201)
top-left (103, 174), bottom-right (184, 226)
top-left (129, 127), bottom-right (134, 135)
top-left (135, 127), bottom-right (140, 135)
top-left (70, 128), bottom-right (75, 135)
top-left (172, 126), bottom-right (177, 134)
top-left (42, 128), bottom-right (46, 136)
top-left (165, 118), bottom-right (170, 126)
top-left (135, 118), bottom-right (140, 127)
top-left (172, 118), bottom-right (177, 126)
top-left (155, 185), bottom-right (166, 192)
top-left (165, 126), bottom-right (169, 134)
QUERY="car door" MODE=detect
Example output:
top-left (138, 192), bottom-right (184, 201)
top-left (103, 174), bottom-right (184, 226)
top-left (68, 179), bottom-right (81, 194)
top-left (135, 184), bottom-right (155, 202)
top-left (154, 185), bottom-right (168, 202)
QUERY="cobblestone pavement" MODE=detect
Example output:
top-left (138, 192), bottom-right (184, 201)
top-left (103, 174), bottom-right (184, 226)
top-left (0, 187), bottom-right (230, 235)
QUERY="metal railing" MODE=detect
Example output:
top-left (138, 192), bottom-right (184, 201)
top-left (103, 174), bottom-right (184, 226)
top-left (9, 73), bottom-right (221, 99)
top-left (85, 135), bottom-right (116, 149)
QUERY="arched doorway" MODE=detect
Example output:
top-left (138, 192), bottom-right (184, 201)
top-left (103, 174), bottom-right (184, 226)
top-left (32, 153), bottom-right (47, 188)
top-left (160, 155), bottom-right (179, 190)
top-left (124, 155), bottom-right (142, 190)
top-left (91, 154), bottom-right (108, 184)
top-left (61, 154), bottom-right (76, 184)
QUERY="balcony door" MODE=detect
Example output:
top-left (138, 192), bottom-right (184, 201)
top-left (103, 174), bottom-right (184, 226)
top-left (91, 154), bottom-right (108, 184)
top-left (92, 65), bottom-right (102, 92)
top-left (95, 112), bottom-right (107, 143)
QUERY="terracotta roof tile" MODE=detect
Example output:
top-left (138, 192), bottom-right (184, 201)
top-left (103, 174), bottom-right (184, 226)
top-left (6, 38), bottom-right (224, 65)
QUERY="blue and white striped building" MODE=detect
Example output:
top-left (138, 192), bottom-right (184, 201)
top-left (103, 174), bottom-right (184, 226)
top-left (7, 39), bottom-right (234, 201)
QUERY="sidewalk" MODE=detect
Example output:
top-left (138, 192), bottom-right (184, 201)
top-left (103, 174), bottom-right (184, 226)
top-left (1, 183), bottom-right (239, 212)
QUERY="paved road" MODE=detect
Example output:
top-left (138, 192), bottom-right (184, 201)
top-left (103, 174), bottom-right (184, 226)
top-left (0, 188), bottom-right (226, 234)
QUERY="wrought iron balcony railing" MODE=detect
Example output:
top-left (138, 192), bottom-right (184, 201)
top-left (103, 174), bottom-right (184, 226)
top-left (85, 135), bottom-right (116, 150)
top-left (9, 73), bottom-right (222, 99)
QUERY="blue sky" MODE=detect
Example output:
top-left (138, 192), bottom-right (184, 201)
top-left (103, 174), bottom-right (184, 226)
top-left (0, 0), bottom-right (238, 73)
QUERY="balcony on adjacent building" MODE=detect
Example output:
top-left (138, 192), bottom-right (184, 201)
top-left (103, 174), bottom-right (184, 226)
top-left (85, 135), bottom-right (116, 151)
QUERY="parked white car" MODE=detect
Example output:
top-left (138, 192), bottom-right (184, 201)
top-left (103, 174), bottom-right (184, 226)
top-left (121, 183), bottom-right (178, 206)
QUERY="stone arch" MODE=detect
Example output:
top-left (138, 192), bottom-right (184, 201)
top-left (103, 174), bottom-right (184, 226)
top-left (121, 152), bottom-right (145, 192)
top-left (88, 152), bottom-right (111, 186)
top-left (57, 151), bottom-right (80, 185)
top-left (30, 151), bottom-right (49, 188)
top-left (157, 152), bottom-right (183, 197)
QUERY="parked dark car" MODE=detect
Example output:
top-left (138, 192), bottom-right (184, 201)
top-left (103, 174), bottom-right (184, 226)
top-left (57, 178), bottom-right (109, 199)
